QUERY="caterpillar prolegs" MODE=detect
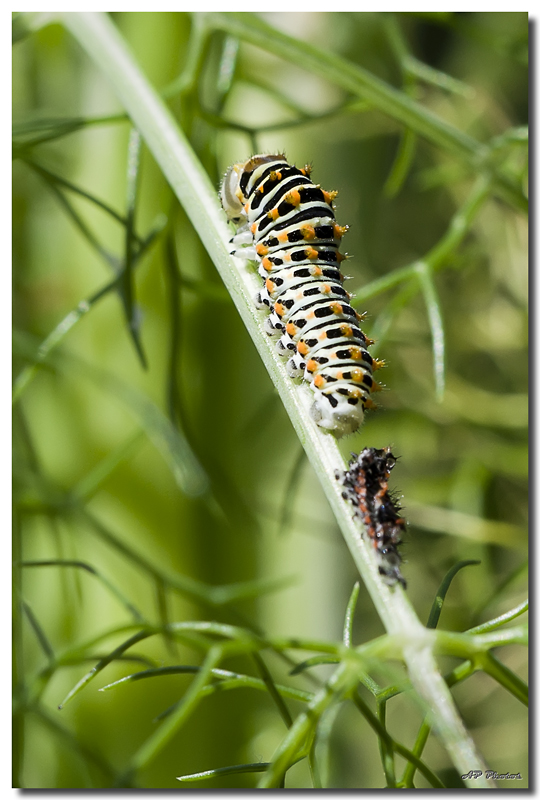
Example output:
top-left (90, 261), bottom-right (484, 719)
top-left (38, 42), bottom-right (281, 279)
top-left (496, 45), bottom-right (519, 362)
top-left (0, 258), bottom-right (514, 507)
top-left (220, 154), bottom-right (382, 438)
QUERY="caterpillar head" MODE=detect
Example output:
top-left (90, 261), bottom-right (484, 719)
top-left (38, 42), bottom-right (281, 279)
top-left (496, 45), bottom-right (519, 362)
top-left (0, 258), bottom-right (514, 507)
top-left (220, 154), bottom-right (285, 222)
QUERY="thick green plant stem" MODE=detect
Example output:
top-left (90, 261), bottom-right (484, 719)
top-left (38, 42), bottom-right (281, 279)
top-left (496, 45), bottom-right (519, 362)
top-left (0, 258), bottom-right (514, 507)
top-left (27, 11), bottom-right (495, 787)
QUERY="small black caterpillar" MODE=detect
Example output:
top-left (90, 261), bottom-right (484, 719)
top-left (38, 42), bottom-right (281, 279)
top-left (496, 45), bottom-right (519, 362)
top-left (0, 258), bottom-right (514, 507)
top-left (336, 447), bottom-right (406, 588)
top-left (220, 154), bottom-right (383, 438)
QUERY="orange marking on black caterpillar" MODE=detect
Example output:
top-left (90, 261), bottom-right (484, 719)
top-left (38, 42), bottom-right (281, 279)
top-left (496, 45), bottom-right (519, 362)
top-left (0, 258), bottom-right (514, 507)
top-left (300, 225), bottom-right (316, 241)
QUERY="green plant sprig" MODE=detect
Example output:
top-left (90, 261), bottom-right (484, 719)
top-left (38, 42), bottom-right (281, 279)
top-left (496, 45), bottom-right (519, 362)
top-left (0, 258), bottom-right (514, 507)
top-left (18, 11), bottom-right (499, 786)
top-left (14, 11), bottom-right (526, 789)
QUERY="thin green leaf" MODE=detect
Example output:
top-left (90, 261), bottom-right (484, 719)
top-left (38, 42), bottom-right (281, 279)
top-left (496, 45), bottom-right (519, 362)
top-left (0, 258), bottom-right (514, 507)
top-left (22, 158), bottom-right (136, 233)
top-left (21, 560), bottom-right (144, 621)
top-left (127, 646), bottom-right (222, 776)
top-left (177, 762), bottom-right (270, 782)
top-left (40, 179), bottom-right (119, 269)
top-left (368, 281), bottom-right (419, 353)
top-left (352, 175), bottom-right (491, 308)
top-left (353, 692), bottom-right (444, 789)
top-left (313, 702), bottom-right (341, 788)
top-left (404, 56), bottom-right (475, 98)
top-left (252, 652), bottom-right (293, 729)
top-left (82, 510), bottom-right (285, 608)
top-left (155, 578), bottom-right (178, 659)
top-left (215, 35), bottom-right (239, 112)
top-left (416, 262), bottom-right (445, 401)
top-left (22, 601), bottom-right (54, 661)
top-left (163, 229), bottom-right (185, 425)
top-left (278, 447), bottom-right (306, 536)
top-left (406, 503), bottom-right (527, 550)
top-left (208, 572), bottom-right (297, 605)
top-left (427, 560), bottom-right (481, 629)
top-left (72, 431), bottom-right (145, 502)
top-left (473, 560), bottom-right (528, 618)
top-left (384, 127), bottom-right (417, 198)
top-left (162, 13), bottom-right (209, 100)
top-left (467, 600), bottom-right (528, 635)
top-left (32, 706), bottom-right (117, 782)
top-left (289, 655), bottom-right (341, 676)
top-left (58, 629), bottom-right (153, 709)
top-left (343, 582), bottom-right (360, 648)
top-left (120, 127), bottom-right (147, 369)
top-left (400, 719), bottom-right (431, 788)
top-left (355, 691), bottom-right (395, 788)
top-left (12, 212), bottom-right (166, 404)
top-left (13, 330), bottom-right (208, 498)
top-left (140, 668), bottom-right (314, 722)
top-left (12, 112), bottom-right (127, 147)
top-left (479, 651), bottom-right (528, 707)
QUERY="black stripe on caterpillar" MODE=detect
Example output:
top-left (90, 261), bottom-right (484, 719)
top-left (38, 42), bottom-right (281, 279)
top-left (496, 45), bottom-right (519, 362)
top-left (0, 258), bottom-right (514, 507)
top-left (220, 154), bottom-right (383, 438)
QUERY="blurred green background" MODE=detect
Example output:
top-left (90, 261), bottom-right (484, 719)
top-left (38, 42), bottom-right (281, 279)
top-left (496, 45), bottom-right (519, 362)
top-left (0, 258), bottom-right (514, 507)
top-left (13, 12), bottom-right (527, 789)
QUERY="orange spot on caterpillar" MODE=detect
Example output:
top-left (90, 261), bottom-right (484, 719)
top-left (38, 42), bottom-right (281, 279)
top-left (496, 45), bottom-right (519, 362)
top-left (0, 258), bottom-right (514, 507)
top-left (256, 244), bottom-right (269, 256)
top-left (300, 225), bottom-right (316, 241)
top-left (297, 341), bottom-right (309, 356)
top-left (284, 189), bottom-right (301, 207)
top-left (277, 231), bottom-right (288, 242)
top-left (274, 302), bottom-right (285, 317)
top-left (310, 265), bottom-right (323, 277)
top-left (262, 258), bottom-right (273, 272)
top-left (351, 369), bottom-right (364, 383)
top-left (268, 208), bottom-right (280, 221)
top-left (321, 283), bottom-right (332, 294)
top-left (313, 375), bottom-right (325, 388)
top-left (334, 224), bottom-right (348, 239)
top-left (265, 279), bottom-right (275, 293)
top-left (305, 247), bottom-right (318, 260)
top-left (306, 359), bottom-right (318, 373)
top-left (340, 324), bottom-right (353, 337)
top-left (372, 358), bottom-right (386, 371)
top-left (286, 322), bottom-right (298, 336)
top-left (330, 302), bottom-right (343, 315)
top-left (371, 380), bottom-right (384, 393)
top-left (364, 397), bottom-right (378, 410)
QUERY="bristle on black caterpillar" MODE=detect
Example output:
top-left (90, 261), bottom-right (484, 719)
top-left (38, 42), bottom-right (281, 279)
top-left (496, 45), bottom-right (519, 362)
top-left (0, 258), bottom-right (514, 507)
top-left (336, 447), bottom-right (406, 588)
